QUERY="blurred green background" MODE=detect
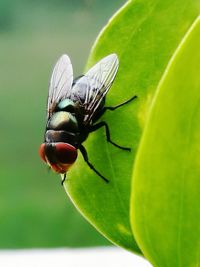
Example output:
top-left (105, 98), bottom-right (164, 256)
top-left (0, 0), bottom-right (125, 248)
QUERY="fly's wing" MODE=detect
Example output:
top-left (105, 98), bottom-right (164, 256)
top-left (47, 54), bottom-right (73, 120)
top-left (71, 54), bottom-right (119, 124)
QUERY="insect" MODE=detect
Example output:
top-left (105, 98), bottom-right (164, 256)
top-left (39, 53), bottom-right (137, 184)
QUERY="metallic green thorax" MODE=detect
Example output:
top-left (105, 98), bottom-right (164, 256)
top-left (47, 111), bottom-right (78, 132)
top-left (46, 98), bottom-right (89, 148)
top-left (47, 99), bottom-right (79, 132)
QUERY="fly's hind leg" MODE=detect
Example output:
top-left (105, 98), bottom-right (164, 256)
top-left (89, 121), bottom-right (131, 151)
top-left (98, 95), bottom-right (137, 118)
top-left (104, 95), bottom-right (137, 112)
top-left (79, 145), bottom-right (109, 183)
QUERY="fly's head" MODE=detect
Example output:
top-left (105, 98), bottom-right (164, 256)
top-left (39, 142), bottom-right (77, 174)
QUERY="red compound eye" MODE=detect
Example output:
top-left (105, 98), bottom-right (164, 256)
top-left (39, 142), bottom-right (78, 174)
top-left (39, 143), bottom-right (47, 163)
top-left (54, 143), bottom-right (77, 164)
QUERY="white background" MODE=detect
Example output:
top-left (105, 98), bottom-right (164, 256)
top-left (0, 247), bottom-right (152, 267)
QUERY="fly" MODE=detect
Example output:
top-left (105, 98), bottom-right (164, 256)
top-left (39, 54), bottom-right (137, 184)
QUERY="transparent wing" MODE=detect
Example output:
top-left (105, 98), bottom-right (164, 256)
top-left (71, 54), bottom-right (119, 124)
top-left (47, 54), bottom-right (73, 119)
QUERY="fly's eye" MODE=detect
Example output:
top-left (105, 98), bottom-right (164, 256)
top-left (54, 143), bottom-right (77, 164)
top-left (39, 143), bottom-right (47, 163)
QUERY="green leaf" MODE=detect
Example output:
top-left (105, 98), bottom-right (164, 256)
top-left (64, 0), bottom-right (200, 252)
top-left (131, 16), bottom-right (200, 266)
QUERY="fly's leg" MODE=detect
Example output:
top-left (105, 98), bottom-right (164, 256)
top-left (90, 122), bottom-right (131, 151)
top-left (79, 145), bottom-right (109, 183)
top-left (99, 95), bottom-right (137, 117)
top-left (61, 173), bottom-right (66, 185)
top-left (105, 95), bottom-right (137, 112)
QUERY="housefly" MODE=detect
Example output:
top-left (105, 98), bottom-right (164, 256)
top-left (39, 54), bottom-right (137, 184)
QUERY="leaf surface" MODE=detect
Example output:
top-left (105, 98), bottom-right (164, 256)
top-left (131, 16), bottom-right (200, 266)
top-left (64, 0), bottom-right (200, 252)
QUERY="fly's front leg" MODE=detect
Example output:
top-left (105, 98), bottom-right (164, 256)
top-left (90, 122), bottom-right (131, 151)
top-left (61, 173), bottom-right (66, 185)
top-left (79, 145), bottom-right (109, 183)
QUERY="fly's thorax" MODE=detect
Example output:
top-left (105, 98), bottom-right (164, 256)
top-left (45, 129), bottom-right (80, 147)
top-left (47, 111), bottom-right (78, 132)
top-left (56, 98), bottom-right (85, 125)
